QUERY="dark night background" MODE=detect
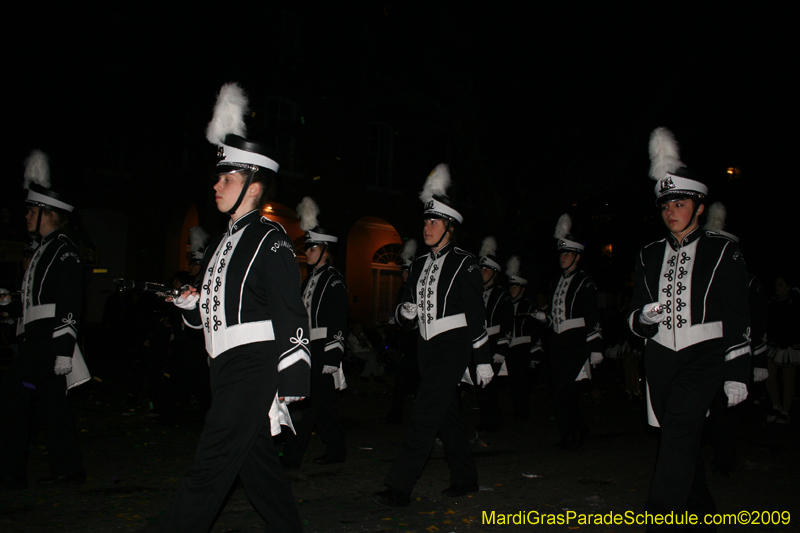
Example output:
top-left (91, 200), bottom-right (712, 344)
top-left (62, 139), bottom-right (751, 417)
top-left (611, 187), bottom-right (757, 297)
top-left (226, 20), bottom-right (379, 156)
top-left (3, 3), bottom-right (797, 298)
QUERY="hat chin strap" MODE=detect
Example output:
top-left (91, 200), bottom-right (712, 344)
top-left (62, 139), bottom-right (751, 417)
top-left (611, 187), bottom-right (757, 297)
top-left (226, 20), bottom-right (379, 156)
top-left (431, 219), bottom-right (452, 250)
top-left (307, 243), bottom-right (327, 269)
top-left (561, 253), bottom-right (578, 273)
top-left (484, 271), bottom-right (497, 288)
top-left (226, 169), bottom-right (256, 216)
top-left (28, 207), bottom-right (44, 244)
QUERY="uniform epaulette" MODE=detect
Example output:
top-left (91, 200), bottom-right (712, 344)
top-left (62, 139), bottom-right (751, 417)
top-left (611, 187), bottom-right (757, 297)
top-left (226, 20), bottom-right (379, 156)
top-left (454, 247), bottom-right (475, 258)
top-left (57, 233), bottom-right (77, 246)
top-left (705, 230), bottom-right (736, 242)
top-left (261, 216), bottom-right (288, 234)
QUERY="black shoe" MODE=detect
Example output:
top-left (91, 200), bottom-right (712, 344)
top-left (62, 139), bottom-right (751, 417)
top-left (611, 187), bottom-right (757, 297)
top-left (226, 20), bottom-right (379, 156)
top-left (35, 472), bottom-right (86, 486)
top-left (313, 455), bottom-right (345, 466)
top-left (441, 483), bottom-right (479, 497)
top-left (1, 476), bottom-right (28, 491)
top-left (372, 487), bottom-right (410, 507)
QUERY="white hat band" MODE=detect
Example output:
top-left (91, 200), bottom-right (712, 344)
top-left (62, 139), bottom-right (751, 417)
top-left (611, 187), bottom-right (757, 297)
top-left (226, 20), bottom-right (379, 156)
top-left (424, 198), bottom-right (463, 224)
top-left (219, 143), bottom-right (279, 172)
top-left (655, 173), bottom-right (708, 198)
top-left (307, 229), bottom-right (338, 244)
top-left (557, 238), bottom-right (584, 252)
top-left (27, 189), bottom-right (74, 212)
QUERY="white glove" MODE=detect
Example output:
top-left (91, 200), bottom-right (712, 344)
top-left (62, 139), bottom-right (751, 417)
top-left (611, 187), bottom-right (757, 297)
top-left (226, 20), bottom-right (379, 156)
top-left (322, 365), bottom-right (338, 374)
top-left (476, 364), bottom-right (494, 388)
top-left (54, 356), bottom-right (72, 375)
top-left (724, 381), bottom-right (748, 407)
top-left (753, 368), bottom-right (768, 382)
top-left (639, 302), bottom-right (665, 325)
top-left (530, 360), bottom-right (539, 369)
top-left (492, 353), bottom-right (505, 364)
top-left (590, 352), bottom-right (603, 367)
top-left (174, 292), bottom-right (200, 310)
top-left (0, 289), bottom-right (10, 306)
top-left (532, 310), bottom-right (547, 322)
top-left (280, 396), bottom-right (304, 404)
top-left (400, 302), bottom-right (416, 320)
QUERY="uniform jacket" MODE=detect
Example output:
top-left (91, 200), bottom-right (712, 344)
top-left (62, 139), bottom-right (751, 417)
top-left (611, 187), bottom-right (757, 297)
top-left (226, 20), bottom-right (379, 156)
top-left (19, 230), bottom-right (81, 359)
top-left (548, 269), bottom-right (603, 355)
top-left (397, 242), bottom-right (489, 364)
top-left (510, 296), bottom-right (545, 360)
top-left (301, 263), bottom-right (348, 369)
top-left (182, 210), bottom-right (311, 400)
top-left (628, 227), bottom-right (751, 383)
top-left (484, 284), bottom-right (513, 358)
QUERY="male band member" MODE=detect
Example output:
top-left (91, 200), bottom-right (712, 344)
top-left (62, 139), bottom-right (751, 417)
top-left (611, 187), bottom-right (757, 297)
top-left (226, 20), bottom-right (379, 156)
top-left (628, 128), bottom-right (750, 531)
top-left (504, 256), bottom-right (546, 420)
top-left (548, 214), bottom-right (603, 450)
top-left (282, 196), bottom-right (348, 468)
top-left (1, 150), bottom-right (90, 489)
top-left (158, 83), bottom-right (310, 532)
top-left (475, 236), bottom-right (513, 432)
top-left (373, 164), bottom-right (491, 507)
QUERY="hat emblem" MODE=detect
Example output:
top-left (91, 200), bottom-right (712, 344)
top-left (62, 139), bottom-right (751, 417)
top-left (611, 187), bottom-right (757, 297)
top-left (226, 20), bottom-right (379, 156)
top-left (425, 200), bottom-right (434, 210)
top-left (217, 146), bottom-right (225, 159)
top-left (558, 239), bottom-right (566, 247)
top-left (659, 176), bottom-right (676, 193)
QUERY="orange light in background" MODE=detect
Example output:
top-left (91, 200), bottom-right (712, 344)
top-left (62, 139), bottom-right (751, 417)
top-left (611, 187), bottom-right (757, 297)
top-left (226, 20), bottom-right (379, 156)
top-left (726, 167), bottom-right (742, 180)
top-left (602, 244), bottom-right (612, 257)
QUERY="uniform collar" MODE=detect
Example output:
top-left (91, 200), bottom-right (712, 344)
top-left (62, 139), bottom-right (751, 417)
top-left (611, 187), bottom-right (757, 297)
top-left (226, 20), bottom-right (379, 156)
top-left (667, 225), bottom-right (702, 251)
top-left (428, 241), bottom-right (453, 260)
top-left (311, 262), bottom-right (328, 276)
top-left (560, 268), bottom-right (578, 279)
top-left (228, 210), bottom-right (259, 235)
top-left (40, 228), bottom-right (63, 245)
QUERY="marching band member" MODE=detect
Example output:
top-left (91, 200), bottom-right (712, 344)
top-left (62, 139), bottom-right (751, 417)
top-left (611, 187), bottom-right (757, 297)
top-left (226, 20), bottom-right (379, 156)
top-left (282, 197), bottom-right (348, 468)
top-left (628, 128), bottom-right (750, 530)
top-left (548, 214), bottom-right (603, 450)
top-left (157, 83), bottom-right (310, 532)
top-left (373, 164), bottom-right (490, 507)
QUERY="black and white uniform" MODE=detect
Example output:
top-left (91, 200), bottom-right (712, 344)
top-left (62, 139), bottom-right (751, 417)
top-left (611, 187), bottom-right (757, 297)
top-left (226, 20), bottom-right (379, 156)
top-left (384, 242), bottom-right (489, 496)
top-left (506, 296), bottom-right (545, 419)
top-left (473, 283), bottom-right (513, 430)
top-left (157, 210), bottom-right (311, 533)
top-left (1, 229), bottom-right (86, 484)
top-left (628, 227), bottom-right (750, 524)
top-left (282, 262), bottom-right (348, 466)
top-left (548, 269), bottom-right (602, 443)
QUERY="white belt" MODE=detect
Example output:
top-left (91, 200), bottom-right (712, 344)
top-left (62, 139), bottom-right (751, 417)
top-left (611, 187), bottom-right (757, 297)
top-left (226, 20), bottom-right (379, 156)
top-left (207, 320), bottom-right (276, 358)
top-left (486, 324), bottom-right (501, 336)
top-left (422, 313), bottom-right (467, 340)
top-left (310, 327), bottom-right (327, 341)
top-left (553, 317), bottom-right (584, 334)
top-left (24, 303), bottom-right (56, 325)
top-left (510, 335), bottom-right (531, 347)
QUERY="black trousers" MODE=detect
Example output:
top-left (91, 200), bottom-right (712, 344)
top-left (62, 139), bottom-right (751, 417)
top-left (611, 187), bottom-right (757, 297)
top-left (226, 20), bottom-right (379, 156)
top-left (645, 342), bottom-right (722, 531)
top-left (156, 344), bottom-right (302, 533)
top-left (282, 369), bottom-right (346, 466)
top-left (550, 334), bottom-right (589, 442)
top-left (383, 330), bottom-right (477, 495)
top-left (471, 355), bottom-right (504, 431)
top-left (506, 344), bottom-right (533, 419)
top-left (0, 337), bottom-right (83, 482)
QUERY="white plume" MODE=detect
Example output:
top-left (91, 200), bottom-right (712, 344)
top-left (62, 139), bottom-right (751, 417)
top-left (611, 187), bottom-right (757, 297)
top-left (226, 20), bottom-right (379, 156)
top-left (297, 196), bottom-right (320, 231)
top-left (554, 214), bottom-right (572, 239)
top-left (189, 226), bottom-right (209, 252)
top-left (505, 255), bottom-right (521, 278)
top-left (704, 202), bottom-right (727, 232)
top-left (479, 236), bottom-right (497, 258)
top-left (205, 82), bottom-right (249, 145)
top-left (648, 127), bottom-right (683, 180)
top-left (23, 150), bottom-right (50, 189)
top-left (400, 239), bottom-right (417, 262)
top-left (419, 164), bottom-right (450, 203)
